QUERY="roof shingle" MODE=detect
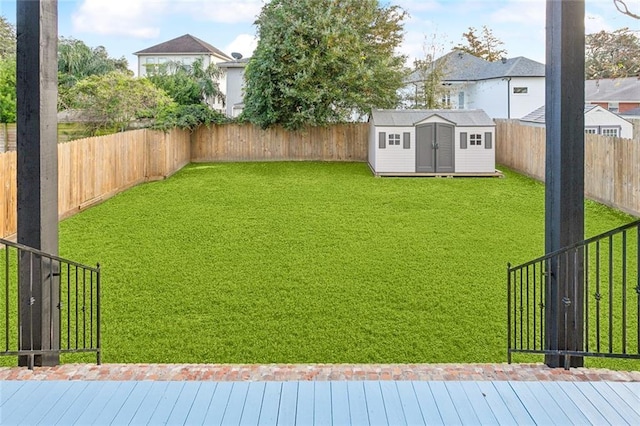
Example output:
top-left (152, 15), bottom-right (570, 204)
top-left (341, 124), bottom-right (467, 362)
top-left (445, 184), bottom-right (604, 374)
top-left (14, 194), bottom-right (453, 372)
top-left (134, 34), bottom-right (232, 60)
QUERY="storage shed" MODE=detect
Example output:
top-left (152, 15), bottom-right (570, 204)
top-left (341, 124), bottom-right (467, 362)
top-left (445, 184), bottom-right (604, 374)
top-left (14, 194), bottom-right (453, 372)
top-left (368, 109), bottom-right (497, 176)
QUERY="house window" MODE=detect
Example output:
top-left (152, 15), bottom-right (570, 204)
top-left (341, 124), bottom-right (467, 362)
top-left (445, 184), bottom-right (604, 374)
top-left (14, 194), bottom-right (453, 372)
top-left (513, 87), bottom-right (528, 94)
top-left (388, 134), bottom-right (401, 146)
top-left (601, 128), bottom-right (619, 137)
top-left (585, 128), bottom-right (597, 134)
top-left (441, 93), bottom-right (451, 107)
top-left (470, 134), bottom-right (482, 146)
top-left (608, 102), bottom-right (619, 113)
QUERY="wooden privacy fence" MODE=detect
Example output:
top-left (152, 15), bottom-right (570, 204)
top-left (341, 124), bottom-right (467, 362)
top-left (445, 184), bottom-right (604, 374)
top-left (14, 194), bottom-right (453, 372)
top-left (496, 119), bottom-right (640, 217)
top-left (192, 123), bottom-right (368, 162)
top-left (0, 123), bottom-right (368, 239)
top-left (0, 128), bottom-right (191, 239)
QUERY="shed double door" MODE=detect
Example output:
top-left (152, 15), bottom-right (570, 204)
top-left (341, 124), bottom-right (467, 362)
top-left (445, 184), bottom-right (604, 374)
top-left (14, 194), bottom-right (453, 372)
top-left (416, 123), bottom-right (454, 173)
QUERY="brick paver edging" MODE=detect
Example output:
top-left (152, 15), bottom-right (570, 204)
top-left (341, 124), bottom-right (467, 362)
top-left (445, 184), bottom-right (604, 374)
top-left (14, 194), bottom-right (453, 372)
top-left (1, 363), bottom-right (639, 382)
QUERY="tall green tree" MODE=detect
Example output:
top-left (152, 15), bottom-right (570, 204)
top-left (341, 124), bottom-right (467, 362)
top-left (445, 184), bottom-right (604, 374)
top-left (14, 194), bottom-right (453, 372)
top-left (456, 26), bottom-right (507, 62)
top-left (243, 0), bottom-right (407, 130)
top-left (0, 15), bottom-right (16, 123)
top-left (69, 71), bottom-right (172, 134)
top-left (406, 33), bottom-right (451, 109)
top-left (146, 58), bottom-right (223, 106)
top-left (585, 27), bottom-right (640, 79)
top-left (0, 56), bottom-right (16, 123)
top-left (0, 15), bottom-right (16, 59)
top-left (58, 37), bottom-right (131, 109)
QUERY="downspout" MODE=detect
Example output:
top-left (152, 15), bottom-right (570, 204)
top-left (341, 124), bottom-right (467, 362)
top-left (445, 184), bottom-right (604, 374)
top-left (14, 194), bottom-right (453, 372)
top-left (506, 77), bottom-right (512, 119)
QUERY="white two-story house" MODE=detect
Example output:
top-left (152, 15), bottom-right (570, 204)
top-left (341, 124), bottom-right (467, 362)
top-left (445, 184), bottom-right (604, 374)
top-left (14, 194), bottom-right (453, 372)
top-left (406, 50), bottom-right (545, 119)
top-left (134, 34), bottom-right (233, 112)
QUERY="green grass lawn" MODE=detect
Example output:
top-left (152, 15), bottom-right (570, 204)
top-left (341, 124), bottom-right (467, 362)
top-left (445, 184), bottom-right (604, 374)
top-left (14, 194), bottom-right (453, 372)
top-left (51, 162), bottom-right (638, 369)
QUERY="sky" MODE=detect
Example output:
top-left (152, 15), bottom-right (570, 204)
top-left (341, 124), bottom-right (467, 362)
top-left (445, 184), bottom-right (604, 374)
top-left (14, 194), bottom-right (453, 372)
top-left (1, 0), bottom-right (638, 75)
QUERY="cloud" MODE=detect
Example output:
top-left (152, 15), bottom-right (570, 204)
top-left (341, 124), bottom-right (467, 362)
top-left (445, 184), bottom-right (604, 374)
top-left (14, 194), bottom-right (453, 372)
top-left (72, 0), bottom-right (263, 38)
top-left (396, 0), bottom-right (442, 14)
top-left (175, 0), bottom-right (263, 24)
top-left (585, 13), bottom-right (612, 34)
top-left (225, 34), bottom-right (258, 58)
top-left (72, 0), bottom-right (167, 38)
top-left (490, 0), bottom-right (545, 26)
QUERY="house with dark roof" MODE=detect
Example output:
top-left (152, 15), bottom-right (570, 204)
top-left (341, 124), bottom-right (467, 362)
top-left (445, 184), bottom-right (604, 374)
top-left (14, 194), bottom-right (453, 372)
top-left (134, 34), bottom-right (233, 112)
top-left (405, 50), bottom-right (545, 119)
top-left (585, 77), bottom-right (640, 114)
top-left (520, 104), bottom-right (633, 139)
top-left (368, 109), bottom-right (497, 176)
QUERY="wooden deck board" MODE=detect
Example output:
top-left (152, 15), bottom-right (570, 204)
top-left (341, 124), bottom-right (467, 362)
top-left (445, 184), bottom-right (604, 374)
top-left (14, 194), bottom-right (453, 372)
top-left (241, 382), bottom-right (266, 425)
top-left (295, 381), bottom-right (315, 425)
top-left (276, 381), bottom-right (298, 426)
top-left (37, 381), bottom-right (90, 425)
top-left (474, 381), bottom-right (519, 425)
top-left (109, 380), bottom-right (155, 425)
top-left (379, 381), bottom-right (407, 425)
top-left (331, 381), bottom-right (351, 425)
top-left (51, 381), bottom-right (107, 425)
top-left (428, 381), bottom-right (462, 425)
top-left (60, 381), bottom-right (121, 425)
top-left (552, 381), bottom-right (609, 425)
top-left (202, 382), bottom-right (233, 425)
top-left (489, 381), bottom-right (536, 425)
top-left (444, 381), bottom-right (482, 425)
top-left (313, 382), bottom-right (332, 426)
top-left (590, 382), bottom-right (640, 423)
top-left (184, 382), bottom-right (218, 425)
top-left (258, 381), bottom-right (281, 426)
top-left (395, 381), bottom-right (426, 425)
top-left (363, 381), bottom-right (388, 425)
top-left (411, 381), bottom-right (444, 425)
top-left (571, 382), bottom-right (631, 425)
top-left (89, 382), bottom-right (138, 424)
top-left (346, 381), bottom-right (370, 426)
top-left (535, 382), bottom-right (590, 424)
top-left (164, 380), bottom-right (201, 424)
top-left (128, 380), bottom-right (171, 425)
top-left (6, 381), bottom-right (71, 425)
top-left (611, 382), bottom-right (640, 416)
top-left (222, 381), bottom-right (250, 425)
top-left (146, 381), bottom-right (186, 425)
top-left (458, 381), bottom-right (499, 425)
top-left (1, 379), bottom-right (639, 425)
top-left (506, 381), bottom-right (557, 425)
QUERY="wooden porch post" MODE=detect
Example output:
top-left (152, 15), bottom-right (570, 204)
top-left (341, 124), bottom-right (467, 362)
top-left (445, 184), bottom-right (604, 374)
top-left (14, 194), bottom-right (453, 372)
top-left (544, 0), bottom-right (585, 368)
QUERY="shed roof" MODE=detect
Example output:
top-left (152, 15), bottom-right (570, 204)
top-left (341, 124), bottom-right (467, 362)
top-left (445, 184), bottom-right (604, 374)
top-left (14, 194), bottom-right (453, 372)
top-left (407, 50), bottom-right (545, 84)
top-left (371, 109), bottom-right (495, 127)
top-left (585, 77), bottom-right (640, 102)
top-left (520, 104), bottom-right (630, 124)
top-left (134, 34), bottom-right (232, 60)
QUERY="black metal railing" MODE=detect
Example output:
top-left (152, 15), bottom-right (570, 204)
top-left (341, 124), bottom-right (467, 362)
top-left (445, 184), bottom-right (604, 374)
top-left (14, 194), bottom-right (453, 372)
top-left (508, 220), bottom-right (640, 367)
top-left (0, 238), bottom-right (100, 368)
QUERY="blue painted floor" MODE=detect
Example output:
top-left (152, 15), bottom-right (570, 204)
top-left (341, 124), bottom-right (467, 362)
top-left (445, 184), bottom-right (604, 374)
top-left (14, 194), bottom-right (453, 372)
top-left (1, 380), bottom-right (639, 425)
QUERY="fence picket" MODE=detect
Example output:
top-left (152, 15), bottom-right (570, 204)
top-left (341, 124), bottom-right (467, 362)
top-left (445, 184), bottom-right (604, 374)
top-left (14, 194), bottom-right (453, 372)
top-left (495, 119), bottom-right (640, 217)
